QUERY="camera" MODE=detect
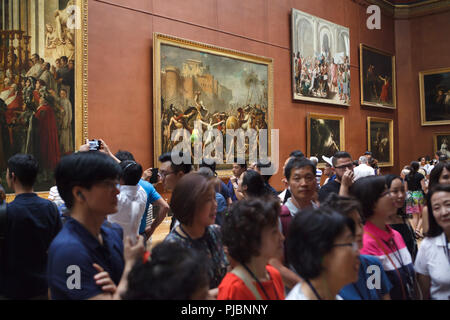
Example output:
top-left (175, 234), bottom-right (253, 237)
top-left (88, 139), bottom-right (102, 151)
top-left (149, 168), bottom-right (159, 184)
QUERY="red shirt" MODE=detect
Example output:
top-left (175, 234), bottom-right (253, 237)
top-left (217, 265), bottom-right (285, 300)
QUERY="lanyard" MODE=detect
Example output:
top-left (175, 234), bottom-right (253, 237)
top-left (444, 235), bottom-right (450, 266)
top-left (241, 263), bottom-right (279, 300)
top-left (304, 279), bottom-right (322, 300)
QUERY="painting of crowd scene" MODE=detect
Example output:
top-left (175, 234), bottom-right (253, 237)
top-left (307, 113), bottom-right (344, 167)
top-left (360, 44), bottom-right (396, 109)
top-left (291, 9), bottom-right (350, 106)
top-left (368, 117), bottom-right (393, 167)
top-left (420, 68), bottom-right (450, 126)
top-left (0, 0), bottom-right (76, 193)
top-left (154, 34), bottom-right (272, 171)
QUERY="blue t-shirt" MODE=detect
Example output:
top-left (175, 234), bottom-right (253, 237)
top-left (47, 217), bottom-right (125, 300)
top-left (138, 179), bottom-right (162, 234)
top-left (226, 180), bottom-right (238, 202)
top-left (339, 255), bottom-right (393, 300)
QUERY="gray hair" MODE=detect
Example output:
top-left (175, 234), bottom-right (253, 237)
top-left (309, 156), bottom-right (319, 166)
top-left (359, 156), bottom-right (368, 164)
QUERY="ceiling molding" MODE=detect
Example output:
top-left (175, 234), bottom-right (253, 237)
top-left (366, 0), bottom-right (450, 18)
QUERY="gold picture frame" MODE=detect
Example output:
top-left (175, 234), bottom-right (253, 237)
top-left (360, 44), bottom-right (396, 109)
top-left (419, 67), bottom-right (450, 126)
top-left (433, 132), bottom-right (450, 158)
top-left (2, 0), bottom-right (88, 202)
top-left (307, 113), bottom-right (345, 168)
top-left (367, 117), bottom-right (394, 167)
top-left (153, 33), bottom-right (274, 177)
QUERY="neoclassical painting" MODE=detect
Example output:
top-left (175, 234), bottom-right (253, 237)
top-left (367, 117), bottom-right (394, 167)
top-left (433, 132), bottom-right (450, 158)
top-left (0, 0), bottom-right (87, 195)
top-left (153, 33), bottom-right (273, 175)
top-left (291, 8), bottom-right (350, 106)
top-left (419, 67), bottom-right (450, 126)
top-left (307, 113), bottom-right (345, 168)
top-left (360, 44), bottom-right (396, 109)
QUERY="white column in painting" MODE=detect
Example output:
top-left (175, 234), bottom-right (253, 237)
top-left (8, 0), bottom-right (12, 29)
top-left (2, 0), bottom-right (5, 29)
top-left (37, 0), bottom-right (45, 58)
top-left (29, 0), bottom-right (37, 55)
top-left (12, 0), bottom-right (19, 29)
top-left (314, 19), bottom-right (319, 55)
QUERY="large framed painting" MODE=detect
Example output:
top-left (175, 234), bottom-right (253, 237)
top-left (367, 117), bottom-right (394, 167)
top-left (307, 113), bottom-right (345, 168)
top-left (360, 44), bottom-right (396, 109)
top-left (433, 132), bottom-right (450, 158)
top-left (153, 33), bottom-right (273, 176)
top-left (0, 0), bottom-right (88, 200)
top-left (291, 8), bottom-right (350, 106)
top-left (419, 67), bottom-right (450, 126)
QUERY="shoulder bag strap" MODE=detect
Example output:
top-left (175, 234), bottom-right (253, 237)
top-left (231, 265), bottom-right (263, 300)
top-left (365, 230), bottom-right (407, 300)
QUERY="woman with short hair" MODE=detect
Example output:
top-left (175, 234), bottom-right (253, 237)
top-left (286, 207), bottom-right (360, 300)
top-left (351, 176), bottom-right (419, 300)
top-left (218, 197), bottom-right (285, 300)
top-left (164, 173), bottom-right (228, 291)
top-left (415, 184), bottom-right (450, 300)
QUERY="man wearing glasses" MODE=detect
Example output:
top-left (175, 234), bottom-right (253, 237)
top-left (318, 151), bottom-right (355, 203)
top-left (158, 152), bottom-right (192, 230)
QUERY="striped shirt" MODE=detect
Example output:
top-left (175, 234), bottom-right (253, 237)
top-left (361, 221), bottom-right (416, 300)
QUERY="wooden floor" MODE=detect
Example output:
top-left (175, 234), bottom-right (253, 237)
top-left (149, 217), bottom-right (171, 249)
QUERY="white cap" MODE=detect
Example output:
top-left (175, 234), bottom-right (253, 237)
top-left (322, 156), bottom-right (333, 166)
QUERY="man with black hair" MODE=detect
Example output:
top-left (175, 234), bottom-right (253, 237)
top-left (114, 150), bottom-right (169, 241)
top-left (158, 151), bottom-right (192, 230)
top-left (318, 151), bottom-right (354, 203)
top-left (0, 154), bottom-right (62, 299)
top-left (226, 159), bottom-right (247, 202)
top-left (48, 151), bottom-right (142, 300)
top-left (107, 160), bottom-right (147, 245)
top-left (278, 150), bottom-right (306, 204)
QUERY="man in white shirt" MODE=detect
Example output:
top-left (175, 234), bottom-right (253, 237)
top-left (353, 156), bottom-right (375, 181)
top-left (108, 160), bottom-right (147, 244)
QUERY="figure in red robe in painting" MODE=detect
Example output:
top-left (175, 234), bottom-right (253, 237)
top-left (4, 84), bottom-right (23, 146)
top-left (34, 94), bottom-right (60, 176)
top-left (379, 75), bottom-right (390, 103)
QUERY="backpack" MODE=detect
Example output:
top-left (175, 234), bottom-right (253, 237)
top-left (279, 204), bottom-right (292, 239)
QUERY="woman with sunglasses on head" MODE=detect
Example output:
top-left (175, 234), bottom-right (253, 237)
top-left (286, 207), bottom-right (360, 300)
top-left (415, 184), bottom-right (450, 300)
top-left (351, 176), bottom-right (419, 300)
top-left (421, 162), bottom-right (450, 235)
top-left (385, 175), bottom-right (418, 261)
top-left (321, 194), bottom-right (392, 300)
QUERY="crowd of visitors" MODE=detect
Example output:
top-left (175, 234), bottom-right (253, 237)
top-left (0, 143), bottom-right (449, 300)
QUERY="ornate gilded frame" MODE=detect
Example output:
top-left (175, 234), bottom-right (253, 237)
top-left (360, 44), bottom-right (397, 109)
top-left (5, 0), bottom-right (88, 202)
top-left (367, 117), bottom-right (394, 167)
top-left (419, 67), bottom-right (450, 126)
top-left (307, 113), bottom-right (345, 169)
top-left (153, 33), bottom-right (274, 177)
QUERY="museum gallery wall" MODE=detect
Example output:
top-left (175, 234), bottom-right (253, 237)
top-left (14, 0), bottom-right (446, 192)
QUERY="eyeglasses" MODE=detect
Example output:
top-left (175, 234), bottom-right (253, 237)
top-left (335, 163), bottom-right (354, 170)
top-left (159, 170), bottom-right (175, 178)
top-left (332, 241), bottom-right (359, 252)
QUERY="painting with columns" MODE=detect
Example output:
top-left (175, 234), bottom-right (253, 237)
top-left (291, 8), bottom-right (350, 106)
top-left (0, 0), bottom-right (87, 195)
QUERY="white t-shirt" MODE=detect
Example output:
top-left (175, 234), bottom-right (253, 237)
top-left (108, 185), bottom-right (147, 244)
top-left (414, 233), bottom-right (450, 300)
top-left (286, 282), bottom-right (343, 300)
top-left (353, 163), bottom-right (375, 181)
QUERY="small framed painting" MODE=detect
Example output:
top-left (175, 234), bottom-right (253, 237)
top-left (367, 117), bottom-right (394, 167)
